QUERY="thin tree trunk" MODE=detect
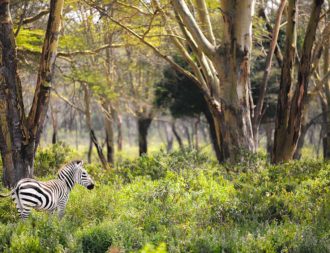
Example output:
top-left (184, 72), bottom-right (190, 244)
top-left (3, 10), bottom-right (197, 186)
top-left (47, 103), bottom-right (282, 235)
top-left (253, 0), bottom-right (287, 145)
top-left (103, 103), bottom-right (114, 164)
top-left (82, 83), bottom-right (109, 169)
top-left (138, 116), bottom-right (152, 156)
top-left (172, 121), bottom-right (183, 149)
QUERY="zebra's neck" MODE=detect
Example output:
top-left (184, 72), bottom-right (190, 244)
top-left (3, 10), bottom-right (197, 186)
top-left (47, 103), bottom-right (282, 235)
top-left (58, 165), bottom-right (76, 190)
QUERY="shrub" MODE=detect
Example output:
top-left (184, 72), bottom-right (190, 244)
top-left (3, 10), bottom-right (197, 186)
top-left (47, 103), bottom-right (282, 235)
top-left (77, 223), bottom-right (113, 253)
top-left (34, 142), bottom-right (76, 177)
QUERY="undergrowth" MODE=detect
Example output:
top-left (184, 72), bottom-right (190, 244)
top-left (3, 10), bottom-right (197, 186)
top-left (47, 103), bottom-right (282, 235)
top-left (0, 146), bottom-right (329, 252)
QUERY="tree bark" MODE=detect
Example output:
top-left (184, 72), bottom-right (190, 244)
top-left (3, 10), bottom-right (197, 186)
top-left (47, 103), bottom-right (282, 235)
top-left (0, 0), bottom-right (63, 187)
top-left (138, 116), bottom-right (152, 156)
top-left (273, 0), bottom-right (324, 163)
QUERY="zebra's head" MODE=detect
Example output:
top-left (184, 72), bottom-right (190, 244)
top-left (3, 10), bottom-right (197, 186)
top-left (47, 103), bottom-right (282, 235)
top-left (74, 160), bottom-right (95, 190)
top-left (58, 160), bottom-right (94, 190)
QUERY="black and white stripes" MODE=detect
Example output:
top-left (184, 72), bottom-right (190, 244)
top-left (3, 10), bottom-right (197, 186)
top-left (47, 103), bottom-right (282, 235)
top-left (1, 160), bottom-right (94, 219)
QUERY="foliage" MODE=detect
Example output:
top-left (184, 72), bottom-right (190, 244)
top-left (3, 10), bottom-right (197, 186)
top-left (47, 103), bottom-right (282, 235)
top-left (0, 147), bottom-right (330, 252)
top-left (154, 56), bottom-right (207, 118)
top-left (34, 142), bottom-right (77, 177)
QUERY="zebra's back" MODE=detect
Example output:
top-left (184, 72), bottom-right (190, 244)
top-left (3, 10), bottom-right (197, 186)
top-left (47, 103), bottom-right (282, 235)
top-left (14, 178), bottom-right (67, 212)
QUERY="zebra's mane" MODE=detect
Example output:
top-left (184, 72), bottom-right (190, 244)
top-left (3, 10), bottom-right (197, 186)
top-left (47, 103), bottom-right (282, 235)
top-left (57, 160), bottom-right (83, 188)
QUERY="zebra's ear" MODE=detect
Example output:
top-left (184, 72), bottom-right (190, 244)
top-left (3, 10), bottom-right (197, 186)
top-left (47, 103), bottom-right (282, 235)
top-left (76, 160), bottom-right (83, 166)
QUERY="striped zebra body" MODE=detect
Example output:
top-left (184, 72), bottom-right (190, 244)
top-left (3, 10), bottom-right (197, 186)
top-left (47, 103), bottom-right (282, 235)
top-left (2, 160), bottom-right (94, 219)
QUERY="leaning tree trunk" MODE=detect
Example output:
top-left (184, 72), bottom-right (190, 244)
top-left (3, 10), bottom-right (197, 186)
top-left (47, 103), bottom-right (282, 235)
top-left (272, 0), bottom-right (324, 163)
top-left (137, 115), bottom-right (152, 156)
top-left (172, 121), bottom-right (183, 149)
top-left (0, 0), bottom-right (64, 187)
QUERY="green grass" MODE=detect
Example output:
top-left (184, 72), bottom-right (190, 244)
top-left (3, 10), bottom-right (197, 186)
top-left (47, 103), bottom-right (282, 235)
top-left (0, 147), bottom-right (329, 252)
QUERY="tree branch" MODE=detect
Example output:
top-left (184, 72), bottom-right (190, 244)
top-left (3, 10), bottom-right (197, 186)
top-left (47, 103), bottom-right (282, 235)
top-left (84, 0), bottom-right (202, 87)
top-left (57, 43), bottom-right (125, 57)
top-left (22, 9), bottom-right (50, 25)
top-left (254, 0), bottom-right (287, 127)
top-left (171, 0), bottom-right (216, 58)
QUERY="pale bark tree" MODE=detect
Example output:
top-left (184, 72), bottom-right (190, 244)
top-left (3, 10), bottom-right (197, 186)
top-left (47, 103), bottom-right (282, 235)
top-left (86, 0), bottom-right (256, 162)
top-left (0, 0), bottom-right (64, 187)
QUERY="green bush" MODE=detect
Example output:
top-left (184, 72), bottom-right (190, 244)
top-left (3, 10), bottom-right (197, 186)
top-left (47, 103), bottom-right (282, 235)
top-left (77, 223), bottom-right (113, 253)
top-left (34, 142), bottom-right (75, 177)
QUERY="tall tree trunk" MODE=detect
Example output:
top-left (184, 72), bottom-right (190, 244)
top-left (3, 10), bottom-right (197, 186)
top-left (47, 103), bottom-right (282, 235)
top-left (137, 116), bottom-right (152, 156)
top-left (103, 104), bottom-right (114, 165)
top-left (273, 0), bottom-right (324, 163)
top-left (82, 83), bottom-right (109, 169)
top-left (0, 0), bottom-right (63, 187)
top-left (213, 0), bottom-right (256, 160)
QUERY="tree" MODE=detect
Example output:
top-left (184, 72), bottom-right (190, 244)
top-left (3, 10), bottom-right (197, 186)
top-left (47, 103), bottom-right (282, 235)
top-left (0, 0), bottom-right (64, 187)
top-left (272, 0), bottom-right (324, 163)
top-left (88, 0), bottom-right (257, 162)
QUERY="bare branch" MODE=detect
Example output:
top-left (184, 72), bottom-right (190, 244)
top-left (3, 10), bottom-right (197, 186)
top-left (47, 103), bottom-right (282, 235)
top-left (51, 87), bottom-right (85, 113)
top-left (254, 0), bottom-right (287, 126)
top-left (57, 43), bottom-right (125, 57)
top-left (22, 9), bottom-right (49, 25)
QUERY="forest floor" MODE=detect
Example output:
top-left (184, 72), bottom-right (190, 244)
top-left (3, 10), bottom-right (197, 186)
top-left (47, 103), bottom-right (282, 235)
top-left (0, 145), bottom-right (329, 253)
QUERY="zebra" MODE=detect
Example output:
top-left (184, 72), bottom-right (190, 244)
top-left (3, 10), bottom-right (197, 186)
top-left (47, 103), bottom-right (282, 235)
top-left (0, 160), bottom-right (94, 219)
